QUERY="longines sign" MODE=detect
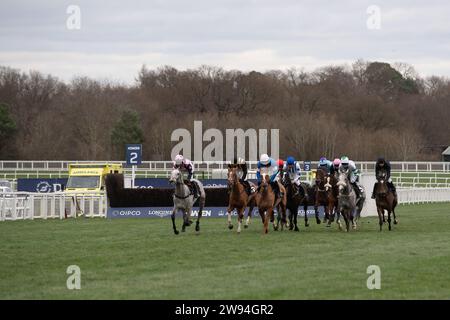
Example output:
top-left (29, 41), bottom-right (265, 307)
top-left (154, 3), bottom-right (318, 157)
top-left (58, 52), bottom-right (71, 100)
top-left (106, 207), bottom-right (324, 219)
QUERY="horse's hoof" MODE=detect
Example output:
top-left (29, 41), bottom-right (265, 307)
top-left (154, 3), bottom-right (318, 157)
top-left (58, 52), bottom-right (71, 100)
top-left (174, 230), bottom-right (179, 235)
top-left (305, 223), bottom-right (309, 227)
top-left (244, 225), bottom-right (248, 229)
top-left (195, 225), bottom-right (200, 232)
top-left (289, 225), bottom-right (293, 231)
top-left (228, 225), bottom-right (233, 230)
top-left (394, 220), bottom-right (398, 224)
top-left (316, 219), bottom-right (321, 225)
top-left (294, 227), bottom-right (299, 232)
top-left (326, 224), bottom-right (331, 228)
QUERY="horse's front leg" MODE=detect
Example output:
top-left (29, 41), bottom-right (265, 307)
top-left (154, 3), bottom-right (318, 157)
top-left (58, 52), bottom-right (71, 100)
top-left (274, 206), bottom-right (280, 231)
top-left (263, 209), bottom-right (271, 234)
top-left (245, 201), bottom-right (254, 229)
top-left (288, 208), bottom-right (294, 230)
top-left (387, 209), bottom-right (392, 231)
top-left (196, 196), bottom-right (205, 232)
top-left (336, 209), bottom-right (342, 231)
top-left (181, 209), bottom-right (187, 232)
top-left (237, 207), bottom-right (244, 234)
top-left (304, 204), bottom-right (309, 227)
top-left (171, 207), bottom-right (179, 235)
top-left (377, 207), bottom-right (384, 232)
top-left (227, 205), bottom-right (234, 230)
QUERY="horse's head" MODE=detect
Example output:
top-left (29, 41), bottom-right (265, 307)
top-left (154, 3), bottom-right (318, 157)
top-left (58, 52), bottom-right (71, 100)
top-left (169, 168), bottom-right (181, 185)
top-left (337, 172), bottom-right (350, 195)
top-left (375, 170), bottom-right (389, 196)
top-left (227, 165), bottom-right (238, 185)
top-left (377, 169), bottom-right (387, 183)
top-left (260, 174), bottom-right (270, 191)
top-left (315, 169), bottom-right (326, 190)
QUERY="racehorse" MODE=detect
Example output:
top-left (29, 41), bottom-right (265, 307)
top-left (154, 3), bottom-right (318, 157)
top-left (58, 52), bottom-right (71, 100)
top-left (281, 173), bottom-right (308, 231)
top-left (375, 169), bottom-right (398, 231)
top-left (226, 165), bottom-right (256, 233)
top-left (169, 168), bottom-right (206, 235)
top-left (336, 170), bottom-right (357, 232)
top-left (315, 169), bottom-right (338, 227)
top-left (255, 174), bottom-right (286, 234)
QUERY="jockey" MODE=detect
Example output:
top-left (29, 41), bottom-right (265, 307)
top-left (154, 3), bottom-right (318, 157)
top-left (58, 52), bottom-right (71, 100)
top-left (173, 154), bottom-right (198, 198)
top-left (276, 159), bottom-right (284, 180)
top-left (339, 156), bottom-right (363, 199)
top-left (318, 156), bottom-right (335, 175)
top-left (372, 157), bottom-right (396, 199)
top-left (332, 158), bottom-right (341, 176)
top-left (257, 154), bottom-right (281, 196)
top-left (283, 156), bottom-right (302, 187)
top-left (232, 157), bottom-right (253, 195)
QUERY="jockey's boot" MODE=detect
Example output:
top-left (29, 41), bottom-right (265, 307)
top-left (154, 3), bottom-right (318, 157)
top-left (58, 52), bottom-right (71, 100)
top-left (371, 183), bottom-right (376, 199)
top-left (388, 182), bottom-right (397, 197)
top-left (242, 180), bottom-right (252, 195)
top-left (294, 182), bottom-right (301, 196)
top-left (353, 183), bottom-right (361, 200)
top-left (192, 182), bottom-right (199, 198)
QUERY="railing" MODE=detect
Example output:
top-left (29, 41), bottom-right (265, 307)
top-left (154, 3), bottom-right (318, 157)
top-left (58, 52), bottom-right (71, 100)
top-left (1, 186), bottom-right (450, 221)
top-left (0, 192), bottom-right (106, 221)
top-left (397, 188), bottom-right (450, 204)
top-left (1, 160), bottom-right (450, 173)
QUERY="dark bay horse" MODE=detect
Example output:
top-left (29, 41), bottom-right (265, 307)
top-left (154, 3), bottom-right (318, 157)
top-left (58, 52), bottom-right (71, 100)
top-left (315, 169), bottom-right (338, 227)
top-left (375, 169), bottom-right (398, 231)
top-left (226, 165), bottom-right (256, 233)
top-left (280, 173), bottom-right (309, 231)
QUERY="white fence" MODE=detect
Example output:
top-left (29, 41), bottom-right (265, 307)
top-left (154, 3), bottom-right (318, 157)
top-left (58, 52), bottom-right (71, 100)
top-left (0, 192), bottom-right (106, 221)
top-left (1, 160), bottom-right (450, 172)
top-left (397, 188), bottom-right (450, 204)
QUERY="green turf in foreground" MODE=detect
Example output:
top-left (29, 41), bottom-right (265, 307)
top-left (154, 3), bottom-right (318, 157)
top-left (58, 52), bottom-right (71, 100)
top-left (1, 203), bottom-right (450, 299)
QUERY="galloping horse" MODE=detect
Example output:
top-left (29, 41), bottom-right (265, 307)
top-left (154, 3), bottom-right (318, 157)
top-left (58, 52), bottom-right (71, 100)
top-left (375, 169), bottom-right (398, 231)
top-left (336, 171), bottom-right (357, 232)
top-left (226, 165), bottom-right (256, 233)
top-left (255, 174), bottom-right (286, 234)
top-left (314, 169), bottom-right (338, 227)
top-left (281, 173), bottom-right (308, 231)
top-left (169, 168), bottom-right (206, 235)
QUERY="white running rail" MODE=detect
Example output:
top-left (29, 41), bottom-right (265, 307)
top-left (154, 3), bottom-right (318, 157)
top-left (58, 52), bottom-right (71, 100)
top-left (0, 192), bottom-right (106, 221)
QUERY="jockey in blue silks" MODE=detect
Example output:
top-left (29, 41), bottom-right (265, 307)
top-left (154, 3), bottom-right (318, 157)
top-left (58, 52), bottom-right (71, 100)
top-left (318, 156), bottom-right (335, 175)
top-left (283, 156), bottom-right (302, 187)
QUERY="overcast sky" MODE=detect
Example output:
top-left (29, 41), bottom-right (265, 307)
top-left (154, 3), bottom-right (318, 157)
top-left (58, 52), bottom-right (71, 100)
top-left (1, 0), bottom-right (449, 84)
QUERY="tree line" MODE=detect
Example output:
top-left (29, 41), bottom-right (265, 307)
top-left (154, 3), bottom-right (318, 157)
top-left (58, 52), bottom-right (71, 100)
top-left (0, 60), bottom-right (449, 161)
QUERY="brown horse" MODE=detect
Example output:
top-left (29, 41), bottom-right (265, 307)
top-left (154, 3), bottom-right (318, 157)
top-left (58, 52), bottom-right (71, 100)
top-left (375, 169), bottom-right (398, 231)
top-left (226, 165), bottom-right (256, 233)
top-left (314, 169), bottom-right (337, 227)
top-left (255, 175), bottom-right (286, 234)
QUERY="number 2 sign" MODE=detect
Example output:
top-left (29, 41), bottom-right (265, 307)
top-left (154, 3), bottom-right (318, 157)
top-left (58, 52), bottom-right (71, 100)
top-left (126, 144), bottom-right (142, 166)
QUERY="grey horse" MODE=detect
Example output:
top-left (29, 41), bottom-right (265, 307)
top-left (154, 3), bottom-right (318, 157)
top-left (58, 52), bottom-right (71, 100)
top-left (169, 168), bottom-right (206, 235)
top-left (336, 170), bottom-right (357, 232)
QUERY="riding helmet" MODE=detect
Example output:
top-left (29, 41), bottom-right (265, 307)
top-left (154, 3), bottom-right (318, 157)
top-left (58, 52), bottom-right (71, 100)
top-left (260, 154), bottom-right (270, 165)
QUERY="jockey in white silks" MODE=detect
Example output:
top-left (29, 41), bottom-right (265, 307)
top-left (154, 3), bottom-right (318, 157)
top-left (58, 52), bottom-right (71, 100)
top-left (256, 154), bottom-right (282, 197)
top-left (173, 154), bottom-right (198, 198)
top-left (338, 156), bottom-right (363, 199)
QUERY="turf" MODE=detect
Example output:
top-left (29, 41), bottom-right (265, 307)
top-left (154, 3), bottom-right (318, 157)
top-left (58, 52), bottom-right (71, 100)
top-left (1, 203), bottom-right (450, 299)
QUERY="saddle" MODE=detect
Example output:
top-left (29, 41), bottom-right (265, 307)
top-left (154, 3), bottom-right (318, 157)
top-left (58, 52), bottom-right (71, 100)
top-left (183, 180), bottom-right (199, 197)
